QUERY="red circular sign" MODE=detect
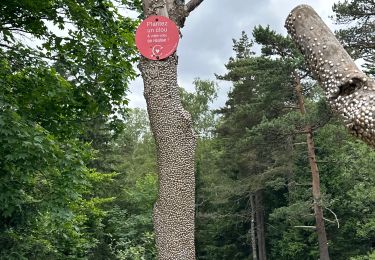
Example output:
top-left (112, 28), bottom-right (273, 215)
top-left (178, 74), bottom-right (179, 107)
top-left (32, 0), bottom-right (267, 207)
top-left (135, 16), bottom-right (179, 60)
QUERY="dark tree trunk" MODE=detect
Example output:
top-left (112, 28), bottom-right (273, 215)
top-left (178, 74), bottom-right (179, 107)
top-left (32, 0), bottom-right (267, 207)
top-left (286, 136), bottom-right (296, 196)
top-left (285, 4), bottom-right (375, 147)
top-left (255, 190), bottom-right (266, 260)
top-left (249, 193), bottom-right (258, 260)
top-left (138, 1), bottom-right (204, 259)
top-left (294, 73), bottom-right (330, 260)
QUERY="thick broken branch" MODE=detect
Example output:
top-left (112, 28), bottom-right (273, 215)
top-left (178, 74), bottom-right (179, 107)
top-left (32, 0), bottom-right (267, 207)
top-left (186, 0), bottom-right (204, 13)
top-left (285, 5), bottom-right (375, 147)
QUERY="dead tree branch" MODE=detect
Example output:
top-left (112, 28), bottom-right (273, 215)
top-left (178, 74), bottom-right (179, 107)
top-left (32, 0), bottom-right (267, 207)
top-left (324, 206), bottom-right (340, 228)
top-left (285, 4), bottom-right (375, 147)
top-left (186, 0), bottom-right (204, 13)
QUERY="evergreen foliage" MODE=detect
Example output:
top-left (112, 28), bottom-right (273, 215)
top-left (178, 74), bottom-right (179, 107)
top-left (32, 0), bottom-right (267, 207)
top-left (195, 24), bottom-right (375, 259)
top-left (333, 0), bottom-right (375, 75)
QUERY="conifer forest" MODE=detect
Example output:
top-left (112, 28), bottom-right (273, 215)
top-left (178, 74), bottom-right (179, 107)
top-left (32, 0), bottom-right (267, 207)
top-left (0, 0), bottom-right (374, 259)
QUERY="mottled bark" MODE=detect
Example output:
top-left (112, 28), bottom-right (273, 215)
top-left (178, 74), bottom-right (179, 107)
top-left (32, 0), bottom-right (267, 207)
top-left (294, 74), bottom-right (330, 260)
top-left (285, 4), bottom-right (375, 147)
top-left (139, 56), bottom-right (196, 259)
top-left (255, 190), bottom-right (266, 260)
top-left (139, 1), bottom-right (203, 259)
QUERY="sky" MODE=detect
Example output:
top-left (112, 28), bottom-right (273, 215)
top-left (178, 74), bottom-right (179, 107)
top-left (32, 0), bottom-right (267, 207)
top-left (127, 0), bottom-right (339, 109)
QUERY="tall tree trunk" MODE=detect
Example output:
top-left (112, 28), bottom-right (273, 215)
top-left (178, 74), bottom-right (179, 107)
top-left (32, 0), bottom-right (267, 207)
top-left (139, 56), bottom-right (196, 259)
top-left (255, 190), bottom-right (266, 260)
top-left (249, 193), bottom-right (258, 260)
top-left (286, 136), bottom-right (296, 196)
top-left (294, 73), bottom-right (330, 260)
top-left (285, 4), bottom-right (375, 147)
top-left (139, 1), bottom-right (204, 259)
top-left (307, 130), bottom-right (330, 260)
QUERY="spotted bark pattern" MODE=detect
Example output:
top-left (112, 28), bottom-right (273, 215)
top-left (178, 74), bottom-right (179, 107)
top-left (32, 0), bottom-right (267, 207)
top-left (139, 55), bottom-right (196, 260)
top-left (285, 5), bottom-right (375, 147)
top-left (138, 1), bottom-right (204, 258)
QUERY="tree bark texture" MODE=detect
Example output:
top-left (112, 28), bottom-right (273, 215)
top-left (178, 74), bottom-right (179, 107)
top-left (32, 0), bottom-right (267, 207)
top-left (255, 190), bottom-right (267, 260)
top-left (285, 4), bottom-right (375, 147)
top-left (139, 1), bottom-right (203, 259)
top-left (294, 74), bottom-right (330, 260)
top-left (249, 194), bottom-right (258, 260)
top-left (139, 56), bottom-right (196, 259)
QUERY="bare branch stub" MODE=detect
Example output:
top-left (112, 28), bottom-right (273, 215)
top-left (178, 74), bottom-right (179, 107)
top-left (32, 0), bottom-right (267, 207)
top-left (285, 4), bottom-right (375, 147)
top-left (186, 0), bottom-right (204, 13)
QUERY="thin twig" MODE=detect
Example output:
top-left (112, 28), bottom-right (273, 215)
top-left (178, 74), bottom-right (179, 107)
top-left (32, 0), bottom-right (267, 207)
top-left (324, 206), bottom-right (340, 228)
top-left (294, 225), bottom-right (316, 229)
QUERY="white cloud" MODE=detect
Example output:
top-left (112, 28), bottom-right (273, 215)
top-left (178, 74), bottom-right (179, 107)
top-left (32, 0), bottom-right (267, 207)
top-left (128, 0), bottom-right (340, 109)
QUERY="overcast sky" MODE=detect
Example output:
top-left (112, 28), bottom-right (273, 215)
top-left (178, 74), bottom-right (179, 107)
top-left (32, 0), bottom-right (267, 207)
top-left (128, 0), bottom-right (339, 108)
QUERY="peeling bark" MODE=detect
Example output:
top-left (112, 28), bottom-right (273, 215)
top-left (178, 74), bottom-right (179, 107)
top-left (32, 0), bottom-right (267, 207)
top-left (285, 4), bottom-right (375, 147)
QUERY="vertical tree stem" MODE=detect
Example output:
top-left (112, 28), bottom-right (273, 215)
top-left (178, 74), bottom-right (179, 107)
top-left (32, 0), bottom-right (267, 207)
top-left (139, 1), bottom-right (198, 258)
top-left (250, 193), bottom-right (258, 260)
top-left (294, 73), bottom-right (330, 260)
top-left (255, 190), bottom-right (267, 260)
